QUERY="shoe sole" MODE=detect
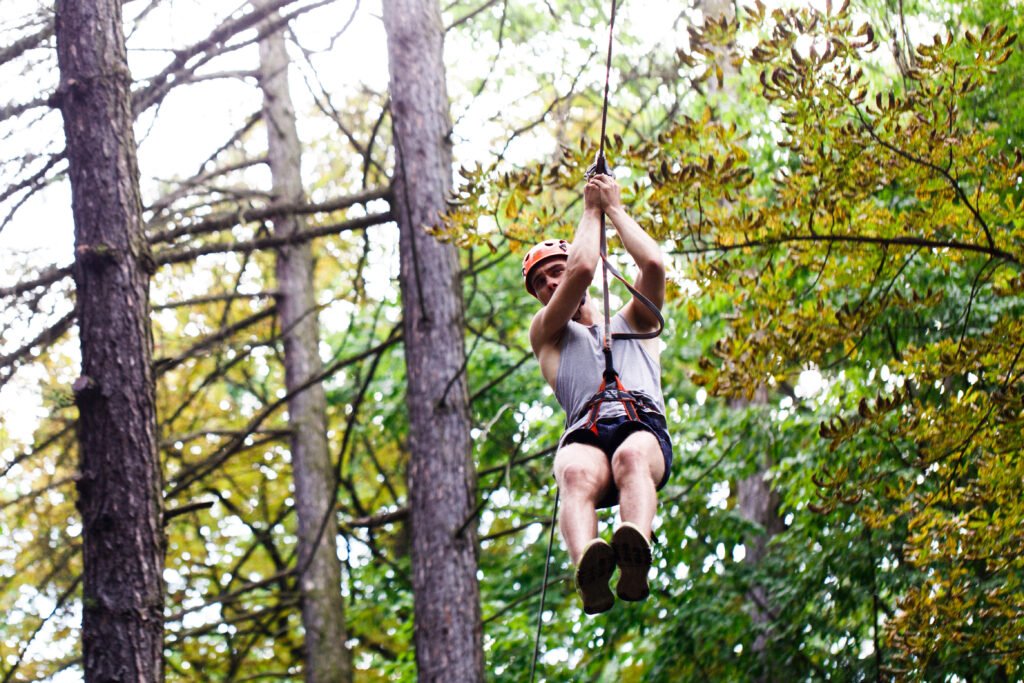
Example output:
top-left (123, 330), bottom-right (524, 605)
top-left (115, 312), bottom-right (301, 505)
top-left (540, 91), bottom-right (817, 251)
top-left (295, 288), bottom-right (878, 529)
top-left (612, 524), bottom-right (651, 602)
top-left (576, 541), bottom-right (616, 615)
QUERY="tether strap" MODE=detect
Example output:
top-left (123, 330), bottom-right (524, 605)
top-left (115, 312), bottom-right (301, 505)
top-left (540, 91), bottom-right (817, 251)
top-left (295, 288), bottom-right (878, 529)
top-left (602, 255), bottom-right (664, 340)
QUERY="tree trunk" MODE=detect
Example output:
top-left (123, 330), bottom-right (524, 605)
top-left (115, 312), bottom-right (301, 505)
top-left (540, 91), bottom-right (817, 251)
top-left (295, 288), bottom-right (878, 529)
top-left (382, 1), bottom-right (484, 680)
top-left (256, 6), bottom-right (351, 681)
top-left (54, 0), bottom-right (164, 680)
top-left (735, 389), bottom-right (785, 682)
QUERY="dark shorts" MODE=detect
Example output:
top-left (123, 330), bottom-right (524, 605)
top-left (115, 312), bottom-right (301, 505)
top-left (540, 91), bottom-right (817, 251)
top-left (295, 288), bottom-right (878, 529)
top-left (562, 411), bottom-right (673, 509)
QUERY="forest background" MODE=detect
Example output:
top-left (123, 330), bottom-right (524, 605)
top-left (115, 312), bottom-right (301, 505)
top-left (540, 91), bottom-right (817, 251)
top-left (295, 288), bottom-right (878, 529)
top-left (0, 0), bottom-right (1022, 681)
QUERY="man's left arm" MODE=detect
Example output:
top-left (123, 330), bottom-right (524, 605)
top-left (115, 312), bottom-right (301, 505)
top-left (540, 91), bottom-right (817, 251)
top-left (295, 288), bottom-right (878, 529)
top-left (596, 176), bottom-right (665, 333)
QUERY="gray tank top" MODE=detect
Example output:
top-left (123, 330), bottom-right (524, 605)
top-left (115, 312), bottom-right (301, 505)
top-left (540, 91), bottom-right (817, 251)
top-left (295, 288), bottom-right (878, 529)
top-left (554, 313), bottom-right (665, 437)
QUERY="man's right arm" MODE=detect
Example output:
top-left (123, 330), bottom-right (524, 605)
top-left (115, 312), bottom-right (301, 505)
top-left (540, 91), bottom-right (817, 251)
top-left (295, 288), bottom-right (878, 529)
top-left (529, 187), bottom-right (603, 354)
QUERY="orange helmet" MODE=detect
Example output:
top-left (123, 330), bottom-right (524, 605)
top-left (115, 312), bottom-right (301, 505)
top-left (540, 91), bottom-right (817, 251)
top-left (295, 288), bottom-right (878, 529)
top-left (522, 239), bottom-right (569, 297)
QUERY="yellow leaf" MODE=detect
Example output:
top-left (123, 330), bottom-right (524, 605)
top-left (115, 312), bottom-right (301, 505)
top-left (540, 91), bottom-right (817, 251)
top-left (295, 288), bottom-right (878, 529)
top-left (504, 194), bottom-right (519, 219)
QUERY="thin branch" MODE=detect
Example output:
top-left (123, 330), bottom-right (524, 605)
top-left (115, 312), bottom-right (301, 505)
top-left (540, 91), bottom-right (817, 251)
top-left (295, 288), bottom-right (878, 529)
top-left (130, 0), bottom-right (329, 115)
top-left (0, 309), bottom-right (75, 391)
top-left (0, 19), bottom-right (53, 67)
top-left (0, 474), bottom-right (79, 511)
top-left (675, 232), bottom-right (1019, 266)
top-left (164, 499), bottom-right (216, 522)
top-left (347, 508), bottom-right (408, 528)
top-left (148, 186), bottom-right (390, 245)
top-left (446, 0), bottom-right (503, 32)
top-left (152, 290), bottom-right (277, 310)
top-left (154, 306), bottom-right (277, 375)
top-left (849, 97), bottom-right (996, 249)
top-left (153, 210), bottom-right (393, 267)
top-left (165, 332), bottom-right (403, 497)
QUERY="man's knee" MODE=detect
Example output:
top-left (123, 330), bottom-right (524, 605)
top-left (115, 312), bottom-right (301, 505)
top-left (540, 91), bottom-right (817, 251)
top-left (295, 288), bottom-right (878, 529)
top-left (611, 433), bottom-right (663, 484)
top-left (558, 460), bottom-right (603, 496)
top-left (555, 447), bottom-right (609, 499)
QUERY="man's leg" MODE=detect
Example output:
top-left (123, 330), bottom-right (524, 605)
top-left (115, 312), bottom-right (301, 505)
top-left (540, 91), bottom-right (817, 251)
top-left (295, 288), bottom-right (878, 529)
top-left (609, 430), bottom-right (665, 602)
top-left (552, 442), bottom-right (612, 564)
top-left (554, 442), bottom-right (617, 614)
top-left (610, 430), bottom-right (665, 540)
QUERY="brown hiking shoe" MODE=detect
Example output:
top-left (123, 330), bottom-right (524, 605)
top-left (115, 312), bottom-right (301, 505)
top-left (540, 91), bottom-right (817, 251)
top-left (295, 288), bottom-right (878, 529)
top-left (612, 522), bottom-right (652, 602)
top-left (574, 538), bottom-right (616, 615)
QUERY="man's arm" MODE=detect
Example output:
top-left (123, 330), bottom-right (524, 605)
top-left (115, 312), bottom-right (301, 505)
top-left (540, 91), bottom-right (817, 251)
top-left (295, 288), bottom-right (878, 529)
top-left (593, 175), bottom-right (665, 333)
top-left (529, 180), bottom-right (603, 354)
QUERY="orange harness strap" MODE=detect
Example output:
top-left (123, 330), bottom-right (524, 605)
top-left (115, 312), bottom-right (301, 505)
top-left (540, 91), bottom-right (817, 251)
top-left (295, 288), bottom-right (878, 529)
top-left (581, 374), bottom-right (655, 435)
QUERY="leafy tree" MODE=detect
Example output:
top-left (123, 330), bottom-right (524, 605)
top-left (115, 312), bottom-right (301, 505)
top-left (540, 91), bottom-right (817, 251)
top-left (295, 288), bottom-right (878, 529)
top-left (3, 0), bottom-right (1023, 680)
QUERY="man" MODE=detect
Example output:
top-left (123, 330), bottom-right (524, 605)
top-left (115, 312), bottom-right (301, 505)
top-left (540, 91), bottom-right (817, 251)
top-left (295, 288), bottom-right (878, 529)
top-left (524, 172), bottom-right (672, 615)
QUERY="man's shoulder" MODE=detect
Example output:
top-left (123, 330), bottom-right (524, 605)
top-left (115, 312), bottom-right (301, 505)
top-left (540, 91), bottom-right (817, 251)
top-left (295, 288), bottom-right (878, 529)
top-left (530, 307), bottom-right (569, 354)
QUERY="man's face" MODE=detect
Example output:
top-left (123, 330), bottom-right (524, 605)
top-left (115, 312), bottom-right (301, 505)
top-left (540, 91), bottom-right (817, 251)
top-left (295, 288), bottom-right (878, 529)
top-left (530, 257), bottom-right (567, 306)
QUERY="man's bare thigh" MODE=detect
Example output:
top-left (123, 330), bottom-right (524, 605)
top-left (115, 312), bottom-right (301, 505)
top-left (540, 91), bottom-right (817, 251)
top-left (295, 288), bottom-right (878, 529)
top-left (611, 429), bottom-right (665, 486)
top-left (553, 442), bottom-right (613, 496)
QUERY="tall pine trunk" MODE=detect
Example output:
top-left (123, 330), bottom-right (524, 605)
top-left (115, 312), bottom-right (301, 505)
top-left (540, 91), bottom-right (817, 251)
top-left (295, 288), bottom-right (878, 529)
top-left (256, 6), bottom-right (352, 681)
top-left (383, 1), bottom-right (484, 680)
top-left (54, 0), bottom-right (164, 680)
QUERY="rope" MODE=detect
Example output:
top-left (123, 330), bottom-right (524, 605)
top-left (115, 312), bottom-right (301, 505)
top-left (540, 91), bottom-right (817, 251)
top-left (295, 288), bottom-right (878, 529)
top-left (529, 488), bottom-right (560, 683)
top-left (597, 0), bottom-right (618, 378)
top-left (592, 0), bottom-right (622, 382)
top-left (589, 0), bottom-right (663, 360)
top-left (596, 0), bottom-right (618, 163)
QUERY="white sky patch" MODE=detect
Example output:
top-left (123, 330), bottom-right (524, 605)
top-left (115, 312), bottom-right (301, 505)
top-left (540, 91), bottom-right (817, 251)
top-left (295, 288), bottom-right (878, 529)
top-left (707, 480), bottom-right (730, 510)
top-left (182, 602), bottom-right (223, 631)
top-left (0, 363), bottom-right (49, 448)
top-left (795, 365), bottom-right (826, 398)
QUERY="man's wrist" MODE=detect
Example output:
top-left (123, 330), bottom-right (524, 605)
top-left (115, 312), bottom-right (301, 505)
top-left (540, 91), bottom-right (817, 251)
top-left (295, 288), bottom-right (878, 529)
top-left (605, 204), bottom-right (628, 220)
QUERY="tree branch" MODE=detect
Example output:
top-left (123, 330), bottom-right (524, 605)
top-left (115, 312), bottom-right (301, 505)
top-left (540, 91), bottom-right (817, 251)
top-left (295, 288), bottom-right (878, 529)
top-left (147, 186), bottom-right (391, 245)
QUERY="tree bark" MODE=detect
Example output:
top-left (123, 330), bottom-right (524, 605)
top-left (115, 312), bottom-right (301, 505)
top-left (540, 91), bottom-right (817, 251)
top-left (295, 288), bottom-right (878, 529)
top-left (54, 0), bottom-right (164, 681)
top-left (738, 465), bottom-right (786, 681)
top-left (256, 6), bottom-right (351, 681)
top-left (383, 1), bottom-right (484, 680)
top-left (735, 388), bottom-right (785, 682)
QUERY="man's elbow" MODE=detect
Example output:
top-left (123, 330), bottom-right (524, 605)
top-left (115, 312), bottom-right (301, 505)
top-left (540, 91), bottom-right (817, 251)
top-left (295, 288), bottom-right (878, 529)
top-left (566, 258), bottom-right (596, 284)
top-left (637, 253), bottom-right (665, 279)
